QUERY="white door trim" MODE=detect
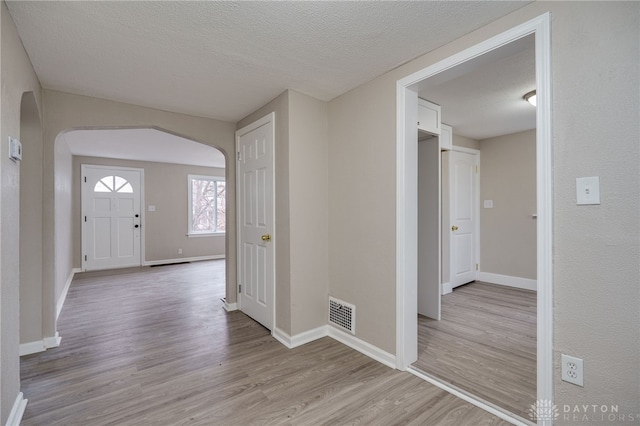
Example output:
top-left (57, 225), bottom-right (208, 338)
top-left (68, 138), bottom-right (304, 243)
top-left (81, 164), bottom-right (145, 271)
top-left (448, 147), bottom-right (480, 289)
top-left (396, 13), bottom-right (553, 424)
top-left (235, 112), bottom-right (276, 331)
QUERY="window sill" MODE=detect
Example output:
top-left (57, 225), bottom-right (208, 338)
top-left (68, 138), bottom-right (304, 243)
top-left (187, 232), bottom-right (225, 238)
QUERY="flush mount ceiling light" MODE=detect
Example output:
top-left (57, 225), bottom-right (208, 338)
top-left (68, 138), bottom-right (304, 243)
top-left (524, 90), bottom-right (537, 107)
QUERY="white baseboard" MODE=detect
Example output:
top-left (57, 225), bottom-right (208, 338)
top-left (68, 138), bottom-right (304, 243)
top-left (442, 282), bottom-right (452, 295)
top-left (19, 340), bottom-right (45, 356)
top-left (291, 326), bottom-right (328, 347)
top-left (272, 327), bottom-right (295, 348)
top-left (143, 255), bottom-right (224, 267)
top-left (44, 332), bottom-right (62, 349)
top-left (272, 326), bottom-right (328, 349)
top-left (5, 392), bottom-right (27, 426)
top-left (272, 324), bottom-right (396, 369)
top-left (19, 332), bottom-right (61, 357)
top-left (327, 326), bottom-right (396, 369)
top-left (478, 272), bottom-right (537, 291)
top-left (222, 300), bottom-right (237, 312)
top-left (57, 268), bottom-right (81, 319)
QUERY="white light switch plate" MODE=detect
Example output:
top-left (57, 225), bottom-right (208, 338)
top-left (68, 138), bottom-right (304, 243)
top-left (483, 200), bottom-right (493, 208)
top-left (576, 176), bottom-right (600, 205)
top-left (8, 136), bottom-right (22, 161)
top-left (148, 205), bottom-right (156, 212)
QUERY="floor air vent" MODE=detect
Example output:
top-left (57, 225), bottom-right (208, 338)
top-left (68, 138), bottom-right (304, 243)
top-left (329, 297), bottom-right (355, 334)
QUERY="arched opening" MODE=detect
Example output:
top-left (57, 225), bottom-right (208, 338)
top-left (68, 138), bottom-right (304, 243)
top-left (52, 127), bottom-right (229, 316)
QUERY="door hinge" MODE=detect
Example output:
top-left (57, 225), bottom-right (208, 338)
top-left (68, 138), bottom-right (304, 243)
top-left (237, 151), bottom-right (241, 161)
top-left (84, 255), bottom-right (87, 261)
top-left (239, 284), bottom-right (242, 293)
top-left (476, 263), bottom-right (479, 271)
top-left (475, 165), bottom-right (478, 173)
top-left (84, 176), bottom-right (87, 183)
top-left (84, 216), bottom-right (87, 222)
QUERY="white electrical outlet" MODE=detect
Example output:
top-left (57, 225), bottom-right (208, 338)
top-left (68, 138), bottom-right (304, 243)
top-left (561, 354), bottom-right (584, 386)
top-left (177, 248), bottom-right (183, 255)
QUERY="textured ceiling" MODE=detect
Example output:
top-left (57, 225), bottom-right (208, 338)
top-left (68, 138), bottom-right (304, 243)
top-left (6, 1), bottom-right (530, 123)
top-left (419, 34), bottom-right (536, 140)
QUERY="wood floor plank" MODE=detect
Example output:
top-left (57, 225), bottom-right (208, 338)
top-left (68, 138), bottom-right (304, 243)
top-left (414, 281), bottom-right (536, 420)
top-left (21, 261), bottom-right (511, 425)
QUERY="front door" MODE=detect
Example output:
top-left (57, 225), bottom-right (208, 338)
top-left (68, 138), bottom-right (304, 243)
top-left (449, 150), bottom-right (478, 288)
top-left (82, 165), bottom-right (143, 271)
top-left (236, 113), bottom-right (275, 330)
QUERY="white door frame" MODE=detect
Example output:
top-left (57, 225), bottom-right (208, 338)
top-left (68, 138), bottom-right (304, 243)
top-left (235, 112), bottom-right (276, 331)
top-left (447, 147), bottom-right (480, 293)
top-left (396, 13), bottom-right (553, 424)
top-left (81, 164), bottom-right (145, 271)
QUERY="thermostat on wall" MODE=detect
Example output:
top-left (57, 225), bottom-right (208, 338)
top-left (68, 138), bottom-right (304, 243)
top-left (8, 136), bottom-right (22, 161)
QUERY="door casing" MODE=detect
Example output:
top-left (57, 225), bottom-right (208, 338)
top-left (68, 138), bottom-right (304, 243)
top-left (396, 13), bottom-right (553, 424)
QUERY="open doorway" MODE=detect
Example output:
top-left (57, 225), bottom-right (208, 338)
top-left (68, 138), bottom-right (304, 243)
top-left (62, 128), bottom-right (227, 273)
top-left (414, 35), bottom-right (538, 420)
top-left (396, 14), bottom-right (552, 425)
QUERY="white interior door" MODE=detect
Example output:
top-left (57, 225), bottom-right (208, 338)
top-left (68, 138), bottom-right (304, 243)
top-left (449, 150), bottom-right (478, 288)
top-left (82, 165), bottom-right (142, 271)
top-left (236, 113), bottom-right (275, 330)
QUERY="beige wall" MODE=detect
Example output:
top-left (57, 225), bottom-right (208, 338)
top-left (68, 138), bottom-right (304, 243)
top-left (547, 3), bottom-right (638, 416)
top-left (72, 156), bottom-right (225, 266)
top-left (417, 137), bottom-right (440, 317)
top-left (327, 1), bottom-right (639, 417)
top-left (54, 131), bottom-right (73, 323)
top-left (288, 90), bottom-right (329, 335)
top-left (19, 93), bottom-right (44, 345)
top-left (237, 89), bottom-right (329, 336)
top-left (0, 2), bottom-right (43, 422)
top-left (453, 134), bottom-right (480, 150)
top-left (480, 129), bottom-right (536, 279)
top-left (42, 89), bottom-right (237, 339)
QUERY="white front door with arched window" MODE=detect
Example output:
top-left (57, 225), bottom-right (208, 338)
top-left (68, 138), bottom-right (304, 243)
top-left (81, 165), bottom-right (143, 271)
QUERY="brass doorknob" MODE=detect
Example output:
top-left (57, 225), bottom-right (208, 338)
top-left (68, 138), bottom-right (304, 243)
top-left (451, 225), bottom-right (458, 231)
top-left (261, 234), bottom-right (271, 241)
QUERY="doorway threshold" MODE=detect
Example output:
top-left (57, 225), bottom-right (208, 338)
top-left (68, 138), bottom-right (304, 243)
top-left (407, 365), bottom-right (534, 426)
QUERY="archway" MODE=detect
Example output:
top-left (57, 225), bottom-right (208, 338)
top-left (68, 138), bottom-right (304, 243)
top-left (51, 125), bottom-right (231, 345)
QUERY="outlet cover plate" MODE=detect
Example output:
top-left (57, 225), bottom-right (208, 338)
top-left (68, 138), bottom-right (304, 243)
top-left (561, 353), bottom-right (584, 386)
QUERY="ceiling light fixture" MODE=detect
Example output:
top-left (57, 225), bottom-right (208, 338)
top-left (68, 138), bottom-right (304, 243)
top-left (524, 90), bottom-right (537, 107)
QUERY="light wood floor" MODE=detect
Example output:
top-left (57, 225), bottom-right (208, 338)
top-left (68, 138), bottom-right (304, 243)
top-left (20, 261), bottom-right (511, 425)
top-left (413, 282), bottom-right (536, 420)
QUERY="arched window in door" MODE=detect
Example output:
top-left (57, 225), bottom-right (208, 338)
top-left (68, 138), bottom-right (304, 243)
top-left (94, 175), bottom-right (133, 193)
